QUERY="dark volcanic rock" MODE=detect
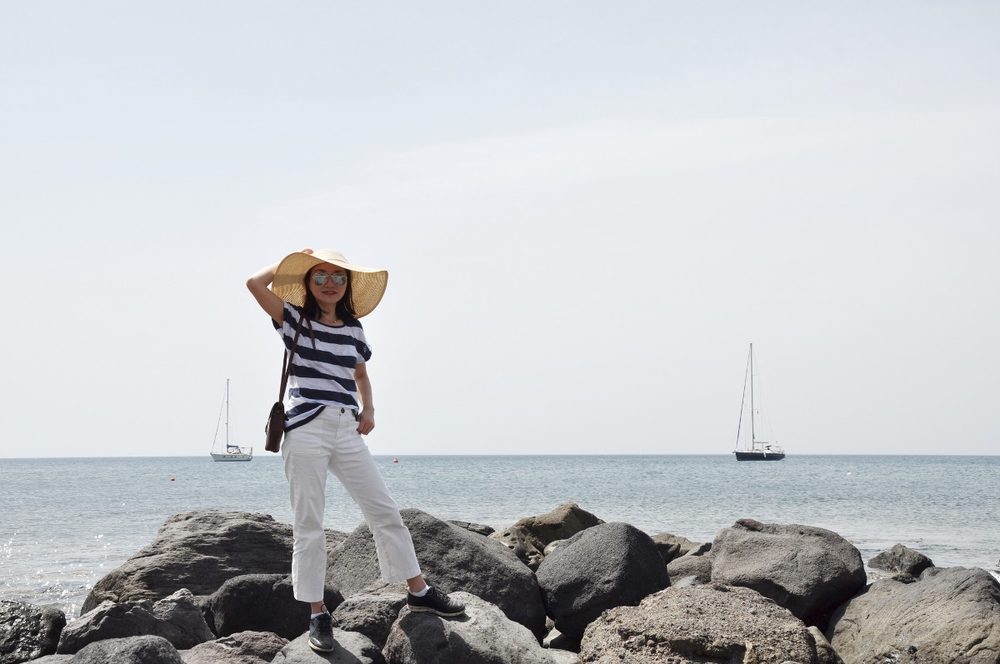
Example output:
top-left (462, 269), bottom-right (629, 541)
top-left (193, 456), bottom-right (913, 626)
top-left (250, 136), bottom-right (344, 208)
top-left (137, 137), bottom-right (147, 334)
top-left (868, 543), bottom-right (935, 577)
top-left (82, 511), bottom-right (296, 612)
top-left (0, 600), bottom-right (65, 664)
top-left (70, 635), bottom-right (184, 664)
top-left (828, 566), bottom-right (1000, 664)
top-left (204, 574), bottom-right (342, 640)
top-left (579, 583), bottom-right (837, 664)
top-left (57, 590), bottom-right (213, 654)
top-left (326, 508), bottom-right (546, 637)
top-left (383, 592), bottom-right (570, 664)
top-left (536, 522), bottom-right (670, 641)
top-left (181, 630), bottom-right (289, 664)
top-left (710, 518), bottom-right (866, 627)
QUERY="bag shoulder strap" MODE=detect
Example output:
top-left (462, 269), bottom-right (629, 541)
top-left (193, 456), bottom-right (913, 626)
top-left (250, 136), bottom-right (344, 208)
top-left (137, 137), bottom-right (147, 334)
top-left (278, 315), bottom-right (308, 400)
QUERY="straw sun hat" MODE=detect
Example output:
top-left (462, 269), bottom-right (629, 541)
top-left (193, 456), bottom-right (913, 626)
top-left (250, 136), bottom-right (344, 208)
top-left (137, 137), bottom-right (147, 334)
top-left (270, 250), bottom-right (388, 318)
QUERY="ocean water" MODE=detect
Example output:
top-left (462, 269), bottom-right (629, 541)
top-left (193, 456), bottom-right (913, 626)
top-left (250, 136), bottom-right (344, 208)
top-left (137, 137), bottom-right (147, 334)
top-left (2, 454), bottom-right (998, 619)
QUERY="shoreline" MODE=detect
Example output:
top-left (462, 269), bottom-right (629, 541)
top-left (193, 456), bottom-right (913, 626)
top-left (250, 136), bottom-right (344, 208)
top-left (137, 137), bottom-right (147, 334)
top-left (4, 513), bottom-right (999, 622)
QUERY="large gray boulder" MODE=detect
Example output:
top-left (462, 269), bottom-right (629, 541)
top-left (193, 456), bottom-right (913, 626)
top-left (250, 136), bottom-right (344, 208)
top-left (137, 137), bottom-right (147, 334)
top-left (828, 566), bottom-right (1000, 664)
top-left (535, 522), bottom-right (670, 642)
top-left (69, 635), bottom-right (184, 664)
top-left (382, 592), bottom-right (573, 664)
top-left (272, 629), bottom-right (384, 664)
top-left (180, 630), bottom-right (289, 664)
top-left (204, 574), bottom-right (343, 639)
top-left (579, 583), bottom-right (842, 664)
top-left (57, 590), bottom-right (213, 655)
top-left (868, 543), bottom-right (935, 577)
top-left (326, 508), bottom-right (546, 637)
top-left (330, 592), bottom-right (407, 650)
top-left (83, 511), bottom-right (296, 612)
top-left (710, 519), bottom-right (866, 627)
top-left (0, 600), bottom-right (65, 664)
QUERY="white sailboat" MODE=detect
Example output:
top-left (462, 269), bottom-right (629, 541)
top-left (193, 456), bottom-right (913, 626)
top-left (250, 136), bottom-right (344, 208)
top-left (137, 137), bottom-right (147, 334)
top-left (733, 344), bottom-right (785, 461)
top-left (210, 379), bottom-right (252, 462)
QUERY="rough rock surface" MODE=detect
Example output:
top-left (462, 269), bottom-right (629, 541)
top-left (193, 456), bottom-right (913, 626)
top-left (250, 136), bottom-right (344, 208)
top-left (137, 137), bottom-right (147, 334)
top-left (445, 521), bottom-right (494, 537)
top-left (710, 519), bottom-right (866, 626)
top-left (512, 502), bottom-right (604, 551)
top-left (58, 590), bottom-right (213, 654)
top-left (666, 550), bottom-right (713, 585)
top-left (68, 635), bottom-right (184, 664)
top-left (272, 629), bottom-right (384, 664)
top-left (489, 525), bottom-right (546, 569)
top-left (868, 543), bottom-right (935, 577)
top-left (383, 592), bottom-right (571, 664)
top-left (650, 533), bottom-right (704, 564)
top-left (204, 574), bottom-right (343, 640)
top-left (828, 566), bottom-right (1000, 664)
top-left (579, 584), bottom-right (835, 664)
top-left (490, 501), bottom-right (605, 573)
top-left (326, 508), bottom-right (546, 637)
top-left (536, 522), bottom-right (670, 641)
top-left (330, 592), bottom-right (407, 650)
top-left (83, 511), bottom-right (297, 612)
top-left (180, 630), bottom-right (289, 664)
top-left (0, 600), bottom-right (65, 664)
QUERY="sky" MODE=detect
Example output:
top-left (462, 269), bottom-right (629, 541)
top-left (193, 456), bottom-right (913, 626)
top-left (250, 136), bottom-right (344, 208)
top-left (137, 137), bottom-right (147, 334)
top-left (1, 2), bottom-right (998, 458)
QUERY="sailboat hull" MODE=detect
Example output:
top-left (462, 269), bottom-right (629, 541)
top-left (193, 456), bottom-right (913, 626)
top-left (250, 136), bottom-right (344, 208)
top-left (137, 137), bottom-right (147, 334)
top-left (211, 452), bottom-right (252, 462)
top-left (735, 450), bottom-right (785, 461)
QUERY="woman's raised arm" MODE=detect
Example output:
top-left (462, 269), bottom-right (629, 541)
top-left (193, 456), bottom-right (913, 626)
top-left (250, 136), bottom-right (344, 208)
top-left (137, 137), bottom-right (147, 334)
top-left (246, 262), bottom-right (285, 324)
top-left (247, 249), bottom-right (313, 324)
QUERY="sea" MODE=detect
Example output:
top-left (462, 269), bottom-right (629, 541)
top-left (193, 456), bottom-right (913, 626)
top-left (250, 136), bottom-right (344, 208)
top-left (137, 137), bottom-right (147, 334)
top-left (2, 454), bottom-right (998, 620)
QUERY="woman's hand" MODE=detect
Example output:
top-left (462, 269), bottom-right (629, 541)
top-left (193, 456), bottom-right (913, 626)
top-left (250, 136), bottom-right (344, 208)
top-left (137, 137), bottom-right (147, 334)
top-left (354, 363), bottom-right (375, 435)
top-left (357, 409), bottom-right (375, 435)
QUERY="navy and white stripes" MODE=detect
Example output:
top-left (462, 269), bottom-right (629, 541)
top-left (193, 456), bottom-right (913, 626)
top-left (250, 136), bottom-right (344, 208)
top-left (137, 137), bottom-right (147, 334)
top-left (274, 302), bottom-right (372, 432)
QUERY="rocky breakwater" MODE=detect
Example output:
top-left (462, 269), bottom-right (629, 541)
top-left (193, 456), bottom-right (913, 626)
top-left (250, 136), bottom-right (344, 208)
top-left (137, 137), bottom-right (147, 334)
top-left (1, 506), bottom-right (997, 664)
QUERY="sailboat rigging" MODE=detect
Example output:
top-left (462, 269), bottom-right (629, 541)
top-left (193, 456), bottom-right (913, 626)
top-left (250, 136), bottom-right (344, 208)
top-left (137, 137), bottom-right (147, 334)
top-left (733, 344), bottom-right (785, 461)
top-left (210, 379), bottom-right (252, 462)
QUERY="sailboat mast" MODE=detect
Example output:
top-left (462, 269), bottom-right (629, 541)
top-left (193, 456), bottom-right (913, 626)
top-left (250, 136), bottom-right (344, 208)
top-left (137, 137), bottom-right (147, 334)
top-left (225, 378), bottom-right (230, 447)
top-left (749, 344), bottom-right (756, 446)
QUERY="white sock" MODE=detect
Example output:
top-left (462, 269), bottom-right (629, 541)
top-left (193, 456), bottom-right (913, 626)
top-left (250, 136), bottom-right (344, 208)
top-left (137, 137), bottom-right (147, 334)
top-left (311, 611), bottom-right (327, 618)
top-left (410, 586), bottom-right (430, 597)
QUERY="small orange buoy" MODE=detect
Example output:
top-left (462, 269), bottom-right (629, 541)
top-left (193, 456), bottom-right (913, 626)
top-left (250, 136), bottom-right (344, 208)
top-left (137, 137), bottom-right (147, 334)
top-left (393, 458), bottom-right (399, 463)
top-left (170, 477), bottom-right (176, 481)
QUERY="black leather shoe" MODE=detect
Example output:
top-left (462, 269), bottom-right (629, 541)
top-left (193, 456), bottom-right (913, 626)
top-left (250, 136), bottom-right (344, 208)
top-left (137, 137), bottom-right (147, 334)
top-left (407, 587), bottom-right (465, 617)
top-left (309, 612), bottom-right (334, 652)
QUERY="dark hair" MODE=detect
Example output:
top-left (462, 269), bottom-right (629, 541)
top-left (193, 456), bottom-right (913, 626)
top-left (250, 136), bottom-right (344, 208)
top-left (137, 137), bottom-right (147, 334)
top-left (302, 267), bottom-right (357, 323)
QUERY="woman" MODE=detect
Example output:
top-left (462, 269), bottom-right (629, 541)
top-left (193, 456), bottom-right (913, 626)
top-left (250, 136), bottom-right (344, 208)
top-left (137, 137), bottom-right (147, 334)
top-left (247, 248), bottom-right (464, 654)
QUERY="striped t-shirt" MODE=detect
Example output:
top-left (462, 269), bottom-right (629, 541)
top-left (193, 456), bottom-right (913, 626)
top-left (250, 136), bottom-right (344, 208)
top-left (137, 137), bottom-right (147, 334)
top-left (273, 302), bottom-right (373, 432)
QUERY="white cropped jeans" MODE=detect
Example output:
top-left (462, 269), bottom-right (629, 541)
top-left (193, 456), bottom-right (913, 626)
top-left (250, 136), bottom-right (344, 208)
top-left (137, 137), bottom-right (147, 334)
top-left (282, 406), bottom-right (421, 603)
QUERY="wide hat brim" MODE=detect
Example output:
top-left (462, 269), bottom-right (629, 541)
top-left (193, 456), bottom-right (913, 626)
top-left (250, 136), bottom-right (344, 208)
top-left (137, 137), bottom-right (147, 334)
top-left (271, 250), bottom-right (388, 318)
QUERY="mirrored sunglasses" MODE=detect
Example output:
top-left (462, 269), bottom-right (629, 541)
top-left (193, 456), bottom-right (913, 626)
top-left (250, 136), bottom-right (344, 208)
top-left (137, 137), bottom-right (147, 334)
top-left (311, 272), bottom-right (348, 286)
